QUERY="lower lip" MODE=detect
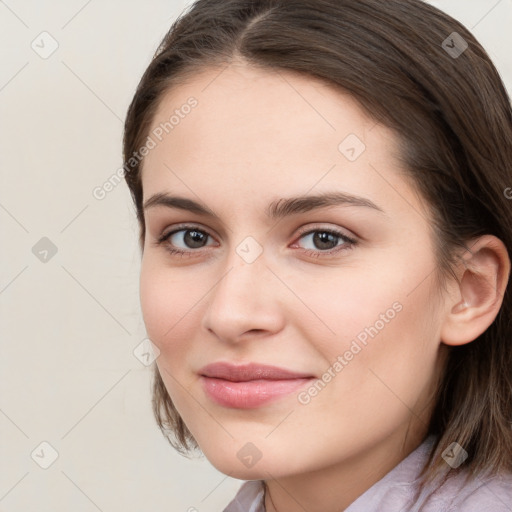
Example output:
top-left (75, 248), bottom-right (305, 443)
top-left (200, 376), bottom-right (314, 408)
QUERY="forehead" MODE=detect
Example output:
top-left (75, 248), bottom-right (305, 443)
top-left (140, 62), bottom-right (425, 221)
top-left (148, 62), bottom-right (374, 146)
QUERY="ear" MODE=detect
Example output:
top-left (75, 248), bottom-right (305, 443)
top-left (440, 234), bottom-right (511, 346)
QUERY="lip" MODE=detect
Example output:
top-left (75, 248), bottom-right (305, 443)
top-left (199, 362), bottom-right (314, 381)
top-left (198, 362), bottom-right (315, 409)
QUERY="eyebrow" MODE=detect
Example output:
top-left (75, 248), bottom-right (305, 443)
top-left (143, 191), bottom-right (386, 219)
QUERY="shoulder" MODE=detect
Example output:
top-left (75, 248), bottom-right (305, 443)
top-left (223, 480), bottom-right (265, 512)
top-left (369, 467), bottom-right (512, 512)
top-left (345, 436), bottom-right (512, 512)
top-left (439, 470), bottom-right (512, 512)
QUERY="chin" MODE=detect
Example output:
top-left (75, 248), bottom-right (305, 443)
top-left (206, 455), bottom-right (266, 479)
top-left (197, 442), bottom-right (274, 479)
top-left (204, 441), bottom-right (318, 482)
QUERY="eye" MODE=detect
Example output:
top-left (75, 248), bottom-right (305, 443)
top-left (154, 224), bottom-right (357, 259)
top-left (292, 227), bottom-right (357, 257)
top-left (155, 225), bottom-right (216, 257)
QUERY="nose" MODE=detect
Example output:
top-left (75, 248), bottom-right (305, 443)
top-left (201, 247), bottom-right (285, 344)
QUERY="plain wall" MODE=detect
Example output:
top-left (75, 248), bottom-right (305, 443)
top-left (1, 1), bottom-right (510, 511)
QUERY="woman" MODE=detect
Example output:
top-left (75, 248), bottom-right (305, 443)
top-left (123, 0), bottom-right (512, 510)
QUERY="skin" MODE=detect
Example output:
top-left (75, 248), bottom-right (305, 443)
top-left (138, 60), bottom-right (510, 511)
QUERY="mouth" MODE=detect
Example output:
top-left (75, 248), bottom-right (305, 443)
top-left (198, 362), bottom-right (316, 409)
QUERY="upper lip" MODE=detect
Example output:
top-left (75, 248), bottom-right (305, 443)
top-left (199, 362), bottom-right (314, 382)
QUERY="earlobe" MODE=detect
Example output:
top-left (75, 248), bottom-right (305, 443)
top-left (440, 235), bottom-right (511, 347)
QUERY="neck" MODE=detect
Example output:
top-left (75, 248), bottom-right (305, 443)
top-left (263, 428), bottom-right (427, 512)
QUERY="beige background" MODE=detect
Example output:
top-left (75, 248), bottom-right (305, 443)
top-left (1, 1), bottom-right (511, 511)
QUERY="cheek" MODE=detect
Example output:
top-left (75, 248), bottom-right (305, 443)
top-left (298, 250), bottom-right (441, 388)
top-left (327, 276), bottom-right (440, 415)
top-left (139, 256), bottom-right (197, 356)
top-left (139, 260), bottom-right (201, 411)
top-left (288, 262), bottom-right (406, 356)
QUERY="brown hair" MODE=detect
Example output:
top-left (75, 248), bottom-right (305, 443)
top-left (123, 0), bottom-right (512, 495)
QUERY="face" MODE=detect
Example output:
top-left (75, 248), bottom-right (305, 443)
top-left (139, 61), bottom-right (448, 480)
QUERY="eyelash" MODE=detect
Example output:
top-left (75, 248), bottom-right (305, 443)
top-left (154, 223), bottom-right (358, 259)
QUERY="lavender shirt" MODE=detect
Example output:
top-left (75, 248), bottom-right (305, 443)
top-left (223, 436), bottom-right (512, 511)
